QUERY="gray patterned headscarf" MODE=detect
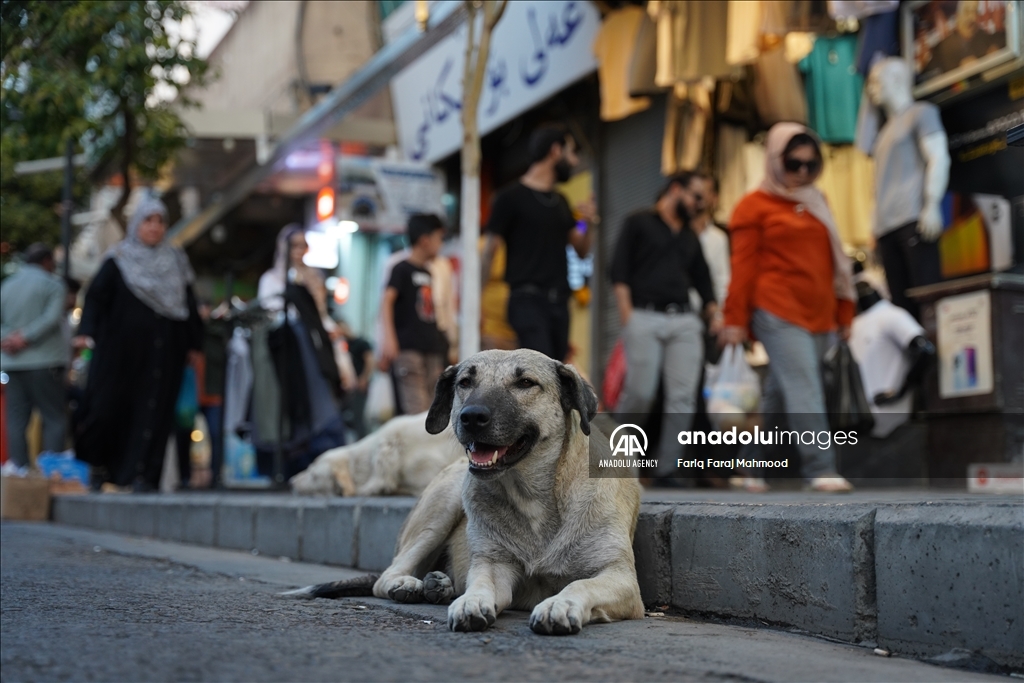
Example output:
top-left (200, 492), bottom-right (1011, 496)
top-left (108, 196), bottom-right (195, 320)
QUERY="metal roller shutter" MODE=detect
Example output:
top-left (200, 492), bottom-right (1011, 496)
top-left (593, 96), bottom-right (667, 390)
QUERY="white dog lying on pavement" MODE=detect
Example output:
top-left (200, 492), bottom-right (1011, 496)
top-left (289, 413), bottom-right (461, 497)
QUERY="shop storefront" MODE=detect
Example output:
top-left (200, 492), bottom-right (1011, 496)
top-left (385, 0), bottom-right (1023, 480)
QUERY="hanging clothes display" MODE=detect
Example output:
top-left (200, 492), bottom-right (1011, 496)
top-left (249, 322), bottom-right (282, 447)
top-left (800, 34), bottom-right (863, 144)
top-left (627, 9), bottom-right (662, 97)
top-left (785, 32), bottom-right (816, 63)
top-left (224, 326), bottom-right (253, 437)
top-left (714, 123), bottom-right (751, 225)
top-left (219, 304), bottom-right (275, 486)
top-left (855, 9), bottom-right (900, 75)
top-left (594, 7), bottom-right (652, 122)
top-left (662, 80), bottom-right (712, 174)
top-left (742, 139), bottom-right (767, 194)
top-left (827, 0), bottom-right (900, 21)
top-left (753, 45), bottom-right (808, 126)
top-left (759, 0), bottom-right (788, 50)
top-left (726, 0), bottom-right (764, 66)
top-left (715, 72), bottom-right (760, 131)
top-left (784, 0), bottom-right (833, 33)
top-left (816, 144), bottom-right (876, 247)
top-left (714, 127), bottom-right (768, 226)
top-left (649, 0), bottom-right (732, 86)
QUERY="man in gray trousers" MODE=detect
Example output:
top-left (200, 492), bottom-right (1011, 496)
top-left (1, 244), bottom-right (68, 467)
top-left (610, 172), bottom-right (720, 485)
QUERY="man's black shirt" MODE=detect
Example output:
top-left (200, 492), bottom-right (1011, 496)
top-left (610, 210), bottom-right (716, 310)
top-left (486, 182), bottom-right (576, 294)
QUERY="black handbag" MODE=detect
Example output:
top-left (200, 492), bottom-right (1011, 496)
top-left (822, 341), bottom-right (875, 433)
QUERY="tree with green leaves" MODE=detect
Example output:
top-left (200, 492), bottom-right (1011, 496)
top-left (1, 0), bottom-right (213, 249)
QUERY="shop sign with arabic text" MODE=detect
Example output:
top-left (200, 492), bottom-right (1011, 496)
top-left (389, 0), bottom-right (599, 165)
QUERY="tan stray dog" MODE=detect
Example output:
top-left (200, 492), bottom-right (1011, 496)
top-left (289, 413), bottom-right (461, 497)
top-left (285, 349), bottom-right (644, 635)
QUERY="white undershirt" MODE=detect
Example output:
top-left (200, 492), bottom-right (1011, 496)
top-left (849, 299), bottom-right (924, 438)
top-left (689, 223), bottom-right (731, 312)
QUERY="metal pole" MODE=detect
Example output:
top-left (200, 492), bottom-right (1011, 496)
top-left (60, 138), bottom-right (74, 279)
top-left (459, 174), bottom-right (481, 360)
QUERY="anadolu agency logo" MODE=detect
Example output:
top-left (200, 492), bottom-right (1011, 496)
top-left (601, 424), bottom-right (658, 468)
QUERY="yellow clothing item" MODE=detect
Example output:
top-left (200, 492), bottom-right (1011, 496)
top-left (649, 0), bottom-right (731, 86)
top-left (727, 1), bottom-right (764, 65)
top-left (816, 144), bottom-right (875, 248)
top-left (593, 7), bottom-right (652, 122)
top-left (784, 32), bottom-right (816, 64)
top-left (479, 237), bottom-right (516, 345)
top-left (714, 123), bottom-right (751, 225)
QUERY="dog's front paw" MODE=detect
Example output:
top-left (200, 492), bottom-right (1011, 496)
top-left (530, 596), bottom-right (584, 635)
top-left (384, 576), bottom-right (423, 603)
top-left (423, 571), bottom-right (455, 604)
top-left (447, 593), bottom-right (497, 632)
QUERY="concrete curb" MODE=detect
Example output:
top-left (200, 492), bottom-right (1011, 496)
top-left (669, 504), bottom-right (878, 643)
top-left (874, 503), bottom-right (1024, 667)
top-left (49, 493), bottom-right (1023, 669)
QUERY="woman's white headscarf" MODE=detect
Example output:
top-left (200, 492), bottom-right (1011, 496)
top-left (258, 224), bottom-right (329, 318)
top-left (760, 122), bottom-right (855, 304)
top-left (108, 196), bottom-right (195, 320)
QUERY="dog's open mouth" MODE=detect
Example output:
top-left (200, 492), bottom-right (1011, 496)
top-left (465, 433), bottom-right (534, 472)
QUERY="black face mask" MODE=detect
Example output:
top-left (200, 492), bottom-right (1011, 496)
top-left (675, 199), bottom-right (690, 222)
top-left (554, 158), bottom-right (573, 184)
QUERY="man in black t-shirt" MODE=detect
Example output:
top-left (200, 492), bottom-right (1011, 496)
top-left (380, 214), bottom-right (448, 415)
top-left (482, 124), bottom-right (597, 361)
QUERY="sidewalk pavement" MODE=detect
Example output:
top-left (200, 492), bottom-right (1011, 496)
top-left (48, 488), bottom-right (1023, 672)
top-left (5, 523), bottom-right (1006, 683)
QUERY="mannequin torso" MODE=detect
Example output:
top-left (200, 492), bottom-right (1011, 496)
top-left (868, 59), bottom-right (950, 241)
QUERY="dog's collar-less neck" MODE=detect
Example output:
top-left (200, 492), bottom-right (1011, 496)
top-left (475, 460), bottom-right (560, 511)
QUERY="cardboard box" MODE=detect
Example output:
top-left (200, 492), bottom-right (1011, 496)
top-left (48, 478), bottom-right (88, 496)
top-left (0, 474), bottom-right (52, 521)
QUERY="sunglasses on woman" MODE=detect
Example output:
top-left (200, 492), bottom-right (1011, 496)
top-left (783, 157), bottom-right (821, 174)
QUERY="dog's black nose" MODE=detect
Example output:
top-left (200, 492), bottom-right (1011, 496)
top-left (459, 405), bottom-right (491, 431)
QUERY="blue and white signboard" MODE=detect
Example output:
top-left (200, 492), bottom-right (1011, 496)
top-left (390, 0), bottom-right (600, 165)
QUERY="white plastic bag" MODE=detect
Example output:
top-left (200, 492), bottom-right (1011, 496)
top-left (704, 344), bottom-right (760, 430)
top-left (365, 372), bottom-right (396, 426)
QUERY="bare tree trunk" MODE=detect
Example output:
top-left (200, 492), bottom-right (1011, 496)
top-left (110, 104), bottom-right (134, 232)
top-left (459, 0), bottom-right (506, 361)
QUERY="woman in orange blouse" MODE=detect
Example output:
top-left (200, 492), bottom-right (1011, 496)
top-left (719, 123), bottom-right (855, 493)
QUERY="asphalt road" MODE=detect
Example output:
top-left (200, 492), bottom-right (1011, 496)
top-left (0, 523), bottom-right (1002, 683)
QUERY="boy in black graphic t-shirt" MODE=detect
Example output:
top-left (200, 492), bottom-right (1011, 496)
top-left (380, 214), bottom-right (448, 415)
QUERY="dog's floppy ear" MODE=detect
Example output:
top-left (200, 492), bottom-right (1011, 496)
top-left (425, 364), bottom-right (459, 434)
top-left (556, 363), bottom-right (598, 436)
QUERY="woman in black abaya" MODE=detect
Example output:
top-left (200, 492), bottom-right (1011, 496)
top-left (73, 197), bottom-right (203, 491)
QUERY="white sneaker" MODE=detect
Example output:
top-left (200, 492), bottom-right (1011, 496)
top-left (807, 476), bottom-right (854, 493)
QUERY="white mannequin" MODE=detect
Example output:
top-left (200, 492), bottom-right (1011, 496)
top-left (867, 59), bottom-right (950, 241)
